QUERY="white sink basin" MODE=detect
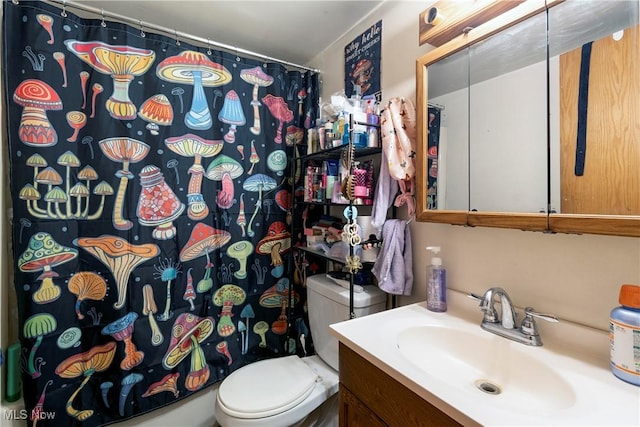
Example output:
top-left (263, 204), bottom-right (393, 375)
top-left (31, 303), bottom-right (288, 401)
top-left (397, 325), bottom-right (576, 413)
top-left (330, 292), bottom-right (640, 426)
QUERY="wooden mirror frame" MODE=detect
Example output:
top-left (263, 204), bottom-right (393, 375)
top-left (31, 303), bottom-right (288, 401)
top-left (415, 0), bottom-right (640, 237)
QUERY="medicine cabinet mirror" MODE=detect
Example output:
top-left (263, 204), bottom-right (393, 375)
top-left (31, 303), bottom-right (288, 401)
top-left (416, 0), bottom-right (640, 237)
top-left (548, 0), bottom-right (639, 236)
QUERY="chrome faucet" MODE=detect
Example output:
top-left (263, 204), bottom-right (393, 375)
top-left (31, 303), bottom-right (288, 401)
top-left (469, 287), bottom-right (558, 346)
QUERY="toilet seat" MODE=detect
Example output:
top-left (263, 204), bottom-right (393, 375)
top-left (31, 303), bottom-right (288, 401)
top-left (217, 355), bottom-right (319, 419)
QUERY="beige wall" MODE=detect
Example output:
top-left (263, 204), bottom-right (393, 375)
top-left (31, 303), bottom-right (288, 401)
top-left (308, 0), bottom-right (640, 331)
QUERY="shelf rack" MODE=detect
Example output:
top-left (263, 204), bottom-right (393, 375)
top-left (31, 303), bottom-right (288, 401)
top-left (291, 114), bottom-right (382, 319)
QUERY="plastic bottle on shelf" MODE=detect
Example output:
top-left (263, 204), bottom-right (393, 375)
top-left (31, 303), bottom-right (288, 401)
top-left (366, 99), bottom-right (380, 148)
top-left (342, 117), bottom-right (350, 146)
top-left (426, 246), bottom-right (447, 312)
top-left (352, 109), bottom-right (368, 149)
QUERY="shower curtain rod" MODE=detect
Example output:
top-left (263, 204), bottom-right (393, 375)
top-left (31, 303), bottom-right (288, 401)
top-left (37, 0), bottom-right (321, 73)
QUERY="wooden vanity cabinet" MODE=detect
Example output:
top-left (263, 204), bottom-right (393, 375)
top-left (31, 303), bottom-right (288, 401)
top-left (339, 387), bottom-right (387, 427)
top-left (338, 343), bottom-right (462, 427)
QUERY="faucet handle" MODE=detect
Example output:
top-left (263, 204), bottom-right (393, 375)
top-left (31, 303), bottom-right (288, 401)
top-left (521, 307), bottom-right (558, 335)
top-left (524, 307), bottom-right (559, 322)
top-left (468, 293), bottom-right (498, 323)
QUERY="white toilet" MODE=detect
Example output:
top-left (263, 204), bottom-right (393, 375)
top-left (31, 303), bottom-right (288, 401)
top-left (214, 274), bottom-right (386, 427)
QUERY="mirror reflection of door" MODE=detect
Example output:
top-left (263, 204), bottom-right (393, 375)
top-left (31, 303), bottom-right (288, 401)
top-left (558, 25), bottom-right (640, 215)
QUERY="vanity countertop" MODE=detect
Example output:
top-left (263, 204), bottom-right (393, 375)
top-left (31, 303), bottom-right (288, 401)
top-left (330, 290), bottom-right (640, 426)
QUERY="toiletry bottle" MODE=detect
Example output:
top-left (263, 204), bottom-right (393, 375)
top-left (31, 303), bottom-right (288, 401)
top-left (426, 246), bottom-right (447, 312)
top-left (610, 284), bottom-right (640, 386)
top-left (342, 113), bottom-right (350, 146)
top-left (367, 101), bottom-right (380, 147)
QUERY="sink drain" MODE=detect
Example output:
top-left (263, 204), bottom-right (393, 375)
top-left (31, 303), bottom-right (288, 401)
top-left (474, 379), bottom-right (502, 395)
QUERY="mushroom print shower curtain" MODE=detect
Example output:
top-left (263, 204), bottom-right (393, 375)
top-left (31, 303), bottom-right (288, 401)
top-left (3, 2), bottom-right (318, 425)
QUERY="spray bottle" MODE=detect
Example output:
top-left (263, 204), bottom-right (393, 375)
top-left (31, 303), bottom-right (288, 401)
top-left (426, 246), bottom-right (447, 312)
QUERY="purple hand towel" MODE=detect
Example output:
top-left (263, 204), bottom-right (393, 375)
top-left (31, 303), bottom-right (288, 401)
top-left (371, 148), bottom-right (398, 231)
top-left (371, 219), bottom-right (413, 296)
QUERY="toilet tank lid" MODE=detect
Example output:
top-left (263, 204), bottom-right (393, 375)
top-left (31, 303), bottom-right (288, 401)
top-left (306, 274), bottom-right (386, 308)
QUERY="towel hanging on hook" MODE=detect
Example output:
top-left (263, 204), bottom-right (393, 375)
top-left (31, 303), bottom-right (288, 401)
top-left (371, 97), bottom-right (418, 228)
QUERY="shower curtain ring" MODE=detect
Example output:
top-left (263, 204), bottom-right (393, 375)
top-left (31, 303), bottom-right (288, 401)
top-left (175, 29), bottom-right (180, 46)
top-left (11, 0), bottom-right (19, 5)
top-left (100, 9), bottom-right (107, 27)
top-left (61, 0), bottom-right (68, 17)
top-left (207, 39), bottom-right (212, 55)
top-left (139, 19), bottom-right (146, 38)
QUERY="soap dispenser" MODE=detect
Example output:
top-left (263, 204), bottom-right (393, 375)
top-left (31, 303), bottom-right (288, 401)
top-left (426, 246), bottom-right (447, 312)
